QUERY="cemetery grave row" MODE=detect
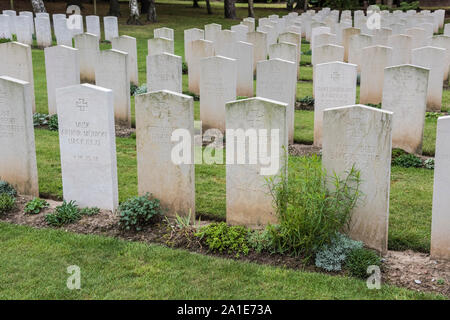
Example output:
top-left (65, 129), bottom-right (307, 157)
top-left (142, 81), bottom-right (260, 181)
top-left (0, 7), bottom-right (449, 261)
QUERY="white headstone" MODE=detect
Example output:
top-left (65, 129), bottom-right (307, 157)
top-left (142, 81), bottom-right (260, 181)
top-left (431, 115), bottom-right (450, 260)
top-left (313, 62), bottom-right (357, 147)
top-left (148, 37), bottom-right (174, 56)
top-left (382, 65), bottom-right (429, 154)
top-left (56, 83), bottom-right (119, 211)
top-left (112, 35), bottom-right (139, 86)
top-left (215, 30), bottom-right (237, 59)
top-left (247, 31), bottom-right (267, 74)
top-left (45, 45), bottom-right (80, 115)
top-left (0, 42), bottom-right (35, 112)
top-left (16, 15), bottom-right (33, 45)
top-left (256, 58), bottom-right (296, 144)
top-left (74, 33), bottom-right (99, 83)
top-left (226, 97), bottom-right (288, 227)
top-left (411, 46), bottom-right (446, 112)
top-left (387, 34), bottom-right (412, 66)
top-left (184, 28), bottom-right (204, 68)
top-left (54, 17), bottom-right (73, 47)
top-left (95, 49), bottom-right (131, 126)
top-left (103, 16), bottom-right (118, 42)
top-left (0, 76), bottom-right (38, 196)
top-left (430, 35), bottom-right (450, 81)
top-left (313, 44), bottom-right (344, 65)
top-left (205, 23), bottom-right (221, 42)
top-left (188, 39), bottom-right (214, 95)
top-left (19, 11), bottom-right (34, 36)
top-left (0, 14), bottom-right (11, 40)
top-left (147, 53), bottom-right (182, 94)
top-left (200, 56), bottom-right (237, 132)
top-left (231, 24), bottom-right (249, 43)
top-left (322, 105), bottom-right (393, 254)
top-left (86, 15), bottom-right (100, 39)
top-left (135, 90), bottom-right (195, 218)
top-left (154, 27), bottom-right (174, 40)
top-left (35, 16), bottom-right (52, 48)
top-left (236, 41), bottom-right (254, 98)
top-left (348, 34), bottom-right (373, 73)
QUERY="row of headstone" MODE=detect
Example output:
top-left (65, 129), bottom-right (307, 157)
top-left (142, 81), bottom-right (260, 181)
top-left (0, 10), bottom-right (119, 47)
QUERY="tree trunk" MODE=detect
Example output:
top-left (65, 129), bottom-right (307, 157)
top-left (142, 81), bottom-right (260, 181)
top-left (304, 0), bottom-right (309, 11)
top-left (247, 0), bottom-right (254, 18)
top-left (31, 0), bottom-right (46, 13)
top-left (206, 0), bottom-right (212, 14)
top-left (142, 0), bottom-right (157, 22)
top-left (10, 0), bottom-right (14, 10)
top-left (224, 0), bottom-right (236, 19)
top-left (127, 0), bottom-right (141, 25)
top-left (193, 0), bottom-right (200, 8)
top-left (109, 0), bottom-right (121, 17)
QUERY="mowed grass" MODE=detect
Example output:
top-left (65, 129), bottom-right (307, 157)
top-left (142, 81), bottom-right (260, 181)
top-left (29, 3), bottom-right (449, 254)
top-left (0, 222), bottom-right (442, 300)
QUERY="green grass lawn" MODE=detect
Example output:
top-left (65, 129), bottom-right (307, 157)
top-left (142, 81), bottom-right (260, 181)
top-left (0, 222), bottom-right (442, 299)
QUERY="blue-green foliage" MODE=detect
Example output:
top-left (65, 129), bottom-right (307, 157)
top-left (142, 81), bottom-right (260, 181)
top-left (315, 233), bottom-right (363, 272)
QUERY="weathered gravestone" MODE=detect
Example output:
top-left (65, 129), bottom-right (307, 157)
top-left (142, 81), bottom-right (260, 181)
top-left (86, 15), bottom-right (101, 38)
top-left (247, 31), bottom-right (268, 74)
top-left (387, 34), bottom-right (412, 66)
top-left (135, 90), bottom-right (195, 219)
top-left (103, 16), bottom-right (118, 42)
top-left (205, 23), bottom-right (221, 42)
top-left (16, 15), bottom-right (33, 46)
top-left (342, 27), bottom-right (361, 62)
top-left (74, 33), bottom-right (99, 83)
top-left (256, 58), bottom-right (296, 144)
top-left (112, 35), bottom-right (139, 86)
top-left (411, 46), bottom-right (446, 112)
top-left (348, 34), bottom-right (373, 73)
top-left (236, 41), bottom-right (254, 98)
top-left (360, 45), bottom-right (392, 104)
top-left (382, 65), bottom-right (429, 154)
top-left (215, 30), bottom-right (237, 59)
top-left (322, 105), bottom-right (393, 254)
top-left (148, 37), bottom-right (174, 56)
top-left (231, 24), bottom-right (249, 43)
top-left (147, 53), bottom-right (182, 94)
top-left (56, 84), bottom-right (119, 211)
top-left (269, 42), bottom-right (299, 78)
top-left (45, 45), bottom-right (80, 115)
top-left (0, 76), bottom-right (38, 196)
top-left (200, 56), bottom-right (237, 132)
top-left (313, 44), bottom-right (344, 66)
top-left (0, 42), bottom-right (35, 112)
top-left (95, 49), bottom-right (131, 127)
top-left (431, 116), bottom-right (450, 260)
top-left (313, 61), bottom-right (357, 147)
top-left (154, 27), bottom-right (174, 40)
top-left (430, 35), bottom-right (450, 81)
top-left (19, 11), bottom-right (34, 36)
top-left (226, 97), bottom-right (288, 227)
top-left (35, 16), bottom-right (52, 48)
top-left (184, 28), bottom-right (204, 68)
top-left (188, 39), bottom-right (214, 95)
top-left (0, 14), bottom-right (11, 39)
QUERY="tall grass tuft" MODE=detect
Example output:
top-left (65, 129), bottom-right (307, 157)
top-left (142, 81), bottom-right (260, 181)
top-left (266, 155), bottom-right (362, 262)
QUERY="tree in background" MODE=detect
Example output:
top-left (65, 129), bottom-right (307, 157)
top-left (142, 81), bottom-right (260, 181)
top-left (31, 0), bottom-right (46, 13)
top-left (127, 0), bottom-right (141, 24)
top-left (142, 0), bottom-right (157, 22)
top-left (248, 0), bottom-right (255, 17)
top-left (108, 0), bottom-right (120, 16)
top-left (224, 0), bottom-right (236, 19)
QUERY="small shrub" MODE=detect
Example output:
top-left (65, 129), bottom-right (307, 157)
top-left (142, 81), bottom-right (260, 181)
top-left (298, 95), bottom-right (314, 106)
top-left (133, 84), bottom-right (147, 96)
top-left (33, 113), bottom-right (49, 127)
top-left (0, 180), bottom-right (17, 197)
top-left (0, 194), bottom-right (15, 214)
top-left (182, 62), bottom-right (188, 74)
top-left (315, 233), bottom-right (363, 272)
top-left (24, 198), bottom-right (49, 215)
top-left (45, 200), bottom-right (80, 226)
top-left (367, 103), bottom-right (381, 109)
top-left (424, 158), bottom-right (435, 170)
top-left (391, 148), bottom-right (407, 160)
top-left (183, 91), bottom-right (199, 101)
top-left (118, 194), bottom-right (162, 231)
top-left (195, 222), bottom-right (250, 257)
top-left (247, 228), bottom-right (274, 253)
top-left (48, 114), bottom-right (58, 131)
top-left (392, 153), bottom-right (422, 168)
top-left (426, 112), bottom-right (441, 120)
top-left (267, 155), bottom-right (361, 261)
top-left (0, 38), bottom-right (11, 44)
top-left (130, 83), bottom-right (138, 95)
top-left (346, 247), bottom-right (381, 279)
top-left (79, 207), bottom-right (100, 216)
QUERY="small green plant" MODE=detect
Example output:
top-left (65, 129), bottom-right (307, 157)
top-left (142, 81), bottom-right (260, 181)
top-left (0, 180), bottom-right (17, 198)
top-left (345, 247), bottom-right (381, 279)
top-left (182, 62), bottom-right (188, 74)
top-left (391, 148), bottom-right (407, 160)
top-left (426, 112), bottom-right (441, 120)
top-left (367, 103), bottom-right (382, 109)
top-left (267, 155), bottom-right (361, 261)
top-left (118, 194), bottom-right (162, 231)
top-left (247, 228), bottom-right (274, 253)
top-left (392, 153), bottom-right (422, 168)
top-left (436, 279), bottom-right (445, 285)
top-left (48, 114), bottom-right (58, 131)
top-left (45, 200), bottom-right (80, 226)
top-left (298, 95), bottom-right (314, 106)
top-left (79, 207), bottom-right (100, 216)
top-left (172, 209), bottom-right (200, 229)
top-left (133, 84), bottom-right (147, 96)
top-left (424, 158), bottom-right (435, 170)
top-left (183, 91), bottom-right (199, 101)
top-left (195, 222), bottom-right (250, 258)
top-left (315, 233), bottom-right (363, 272)
top-left (33, 113), bottom-right (49, 127)
top-left (0, 193), bottom-right (15, 214)
top-left (24, 198), bottom-right (49, 215)
top-left (0, 38), bottom-right (12, 44)
top-left (130, 83), bottom-right (138, 95)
